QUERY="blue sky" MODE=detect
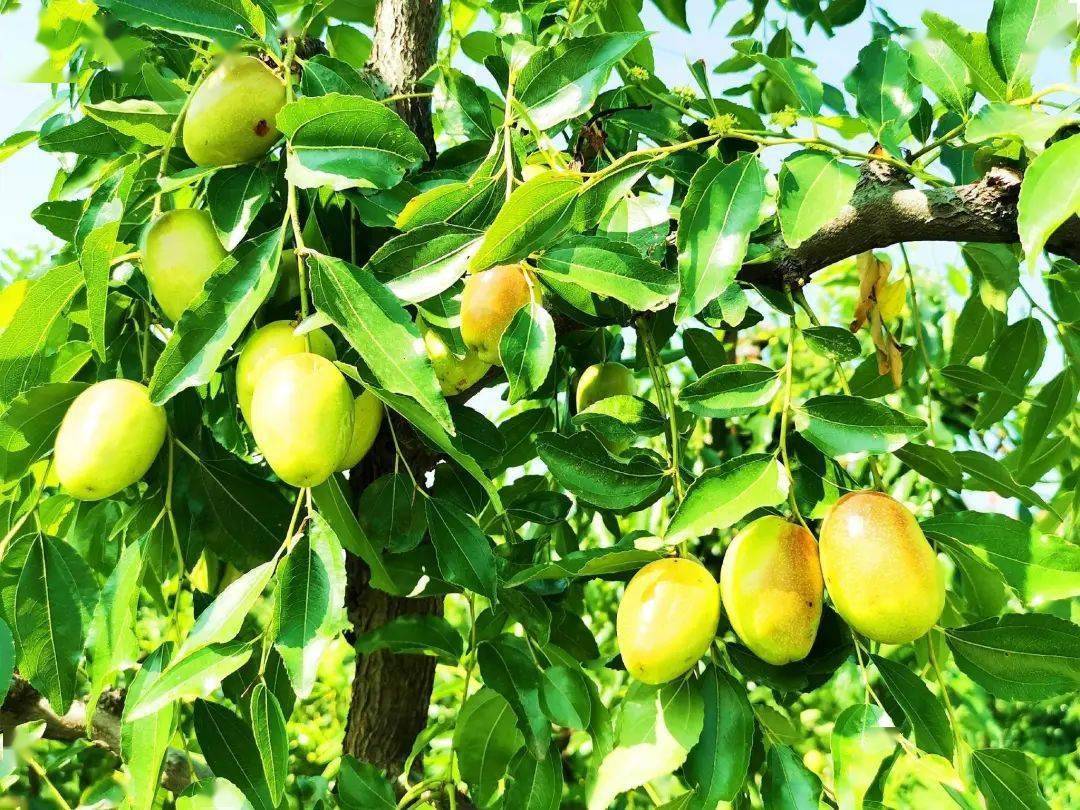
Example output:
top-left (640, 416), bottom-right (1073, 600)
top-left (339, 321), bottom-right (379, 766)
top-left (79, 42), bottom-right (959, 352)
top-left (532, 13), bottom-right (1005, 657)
top-left (0, 0), bottom-right (1039, 257)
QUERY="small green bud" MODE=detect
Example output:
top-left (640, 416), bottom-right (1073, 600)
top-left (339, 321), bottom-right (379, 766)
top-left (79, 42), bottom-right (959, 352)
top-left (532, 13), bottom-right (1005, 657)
top-left (771, 107), bottom-right (798, 129)
top-left (706, 113), bottom-right (737, 136)
top-left (628, 66), bottom-right (650, 83)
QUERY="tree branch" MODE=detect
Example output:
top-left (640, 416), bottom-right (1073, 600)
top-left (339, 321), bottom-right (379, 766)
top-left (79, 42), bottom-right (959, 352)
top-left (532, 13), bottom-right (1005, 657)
top-left (1, 676), bottom-right (210, 794)
top-left (742, 164), bottom-right (1080, 288)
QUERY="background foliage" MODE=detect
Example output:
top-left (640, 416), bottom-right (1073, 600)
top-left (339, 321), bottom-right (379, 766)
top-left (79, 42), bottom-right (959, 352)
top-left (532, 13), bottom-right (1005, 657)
top-left (0, 0), bottom-right (1078, 807)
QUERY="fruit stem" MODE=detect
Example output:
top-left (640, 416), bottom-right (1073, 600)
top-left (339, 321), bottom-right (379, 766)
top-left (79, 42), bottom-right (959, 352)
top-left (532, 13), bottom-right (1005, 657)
top-left (929, 629), bottom-right (969, 776)
top-left (502, 79), bottom-right (517, 201)
top-left (281, 37), bottom-right (313, 332)
top-left (779, 315), bottom-right (811, 533)
top-left (636, 318), bottom-right (685, 507)
top-left (153, 56), bottom-right (213, 218)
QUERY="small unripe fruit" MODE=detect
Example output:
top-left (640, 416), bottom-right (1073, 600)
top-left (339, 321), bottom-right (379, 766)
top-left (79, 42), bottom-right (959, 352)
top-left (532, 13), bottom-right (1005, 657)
top-left (142, 209), bottom-right (227, 322)
top-left (720, 516), bottom-right (823, 665)
top-left (617, 557), bottom-right (720, 684)
top-left (460, 264), bottom-right (539, 365)
top-left (54, 379), bottom-right (167, 501)
top-left (423, 327), bottom-right (490, 395)
top-left (575, 362), bottom-right (634, 412)
top-left (236, 321), bottom-right (336, 424)
top-left (182, 55), bottom-right (286, 167)
top-left (336, 389), bottom-right (384, 470)
top-left (249, 353), bottom-right (354, 487)
top-left (819, 491), bottom-right (945, 644)
top-left (0, 279), bottom-right (28, 331)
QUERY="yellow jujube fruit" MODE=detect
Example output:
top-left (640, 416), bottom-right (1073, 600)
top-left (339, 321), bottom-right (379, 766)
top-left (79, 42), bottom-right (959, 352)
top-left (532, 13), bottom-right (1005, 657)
top-left (460, 264), bottom-right (539, 365)
top-left (249, 353), bottom-right (354, 487)
top-left (819, 491), bottom-right (945, 644)
top-left (236, 320), bottom-right (336, 424)
top-left (617, 557), bottom-right (720, 684)
top-left (575, 362), bottom-right (634, 412)
top-left (336, 389), bottom-right (384, 470)
top-left (423, 326), bottom-right (490, 395)
top-left (0, 279), bottom-right (29, 331)
top-left (54, 379), bottom-right (167, 501)
top-left (142, 209), bottom-right (227, 322)
top-left (720, 516), bottom-right (823, 665)
top-left (182, 55), bottom-right (286, 167)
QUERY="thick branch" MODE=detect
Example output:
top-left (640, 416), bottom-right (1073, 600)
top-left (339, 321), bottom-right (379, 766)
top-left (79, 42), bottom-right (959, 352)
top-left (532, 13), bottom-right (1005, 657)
top-left (1, 676), bottom-right (209, 794)
top-left (743, 165), bottom-right (1080, 288)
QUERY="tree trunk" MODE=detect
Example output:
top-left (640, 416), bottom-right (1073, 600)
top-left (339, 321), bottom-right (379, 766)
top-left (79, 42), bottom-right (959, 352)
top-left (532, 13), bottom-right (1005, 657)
top-left (343, 1), bottom-right (442, 778)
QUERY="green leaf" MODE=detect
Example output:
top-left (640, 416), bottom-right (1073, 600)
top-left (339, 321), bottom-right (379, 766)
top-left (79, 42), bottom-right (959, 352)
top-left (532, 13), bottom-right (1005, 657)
top-left (277, 94), bottom-right (427, 191)
top-left (274, 514), bottom-right (348, 698)
top-left (337, 757), bottom-right (396, 810)
top-left (801, 325), bottom-right (862, 362)
top-left (354, 614), bottom-right (463, 661)
top-left (951, 293), bottom-right (1002, 364)
top-left (574, 153), bottom-right (658, 230)
top-left (831, 704), bottom-right (896, 810)
top-left (309, 252), bottom-right (453, 434)
top-left (0, 382), bottom-right (87, 484)
top-left (571, 394), bottom-right (665, 450)
top-left (1020, 370), bottom-right (1077, 465)
top-left (678, 362), bottom-right (781, 418)
top-left (976, 316), bottom-right (1046, 428)
top-left (454, 688), bottom-right (523, 807)
top-left (301, 55), bottom-right (375, 98)
top-left (684, 666), bottom-right (754, 806)
top-left (505, 744), bottom-right (564, 810)
top-left (966, 103), bottom-right (1078, 152)
top-left (539, 665), bottom-right (593, 729)
top-left (535, 431), bottom-right (669, 511)
top-left (249, 684), bottom-right (289, 806)
top-left (675, 154), bottom-right (766, 322)
top-left (365, 224), bottom-right (480, 304)
top-left (0, 618), bottom-right (12, 705)
top-left (501, 301), bottom-right (556, 403)
top-left (1017, 136), bottom-right (1080, 271)
top-left (748, 53), bottom-right (823, 114)
top-left (175, 778), bottom-right (252, 808)
top-left (207, 165), bottom-right (273, 250)
top-left (507, 540), bottom-right (662, 585)
top-left (922, 12), bottom-right (1008, 102)
top-left (923, 511), bottom-right (1080, 603)
top-left (176, 560), bottom-right (276, 661)
top-left (477, 635), bottom-right (551, 760)
top-left (8, 535), bottom-right (96, 713)
top-left (847, 38), bottom-right (921, 150)
top-left (0, 131), bottom-right (37, 164)
top-left (97, 0), bottom-right (269, 45)
top-left (777, 152), bottom-right (859, 249)
top-left (972, 748), bottom-right (1049, 810)
top-left (871, 655), bottom-right (953, 758)
top-left (396, 175), bottom-right (502, 231)
top-left (439, 68), bottom-right (496, 140)
top-left (470, 173), bottom-right (582, 271)
top-left (77, 170), bottom-right (126, 358)
top-left (908, 38), bottom-right (975, 113)
top-left (425, 496), bottom-right (498, 599)
top-left (516, 33), bottom-right (648, 129)
top-left (988, 0), bottom-right (1073, 98)
top-left (357, 473), bottom-right (425, 553)
top-left (953, 450), bottom-right (1051, 512)
top-left (666, 454), bottom-right (788, 543)
top-left (893, 443), bottom-right (963, 491)
top-left (39, 117), bottom-right (133, 156)
top-left (761, 744), bottom-right (822, 810)
top-left (795, 395), bottom-right (925, 456)
top-left (312, 474), bottom-right (400, 593)
top-left (84, 99), bottom-right (175, 146)
top-left (149, 227), bottom-right (284, 403)
top-left (121, 643), bottom-right (176, 810)
top-left (126, 641), bottom-right (253, 720)
top-left (535, 235), bottom-right (677, 311)
top-left (193, 699), bottom-right (275, 810)
top-left (945, 614), bottom-right (1080, 700)
top-left (589, 680), bottom-right (704, 810)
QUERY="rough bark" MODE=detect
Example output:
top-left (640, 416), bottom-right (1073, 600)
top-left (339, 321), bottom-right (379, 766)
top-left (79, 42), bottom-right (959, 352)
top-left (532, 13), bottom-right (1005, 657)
top-left (742, 163), bottom-right (1080, 289)
top-left (0, 676), bottom-right (209, 793)
top-left (344, 0), bottom-right (443, 780)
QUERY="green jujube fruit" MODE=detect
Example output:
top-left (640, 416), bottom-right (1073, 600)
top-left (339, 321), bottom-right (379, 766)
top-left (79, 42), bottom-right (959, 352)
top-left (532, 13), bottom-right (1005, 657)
top-left (54, 379), bottom-right (167, 501)
top-left (182, 55), bottom-right (287, 167)
top-left (142, 209), bottom-right (227, 322)
top-left (249, 353), bottom-right (354, 487)
top-left (236, 320), bottom-right (336, 424)
top-left (423, 326), bottom-right (490, 395)
top-left (336, 389), bottom-right (384, 470)
top-left (720, 516), bottom-right (823, 665)
top-left (575, 362), bottom-right (634, 412)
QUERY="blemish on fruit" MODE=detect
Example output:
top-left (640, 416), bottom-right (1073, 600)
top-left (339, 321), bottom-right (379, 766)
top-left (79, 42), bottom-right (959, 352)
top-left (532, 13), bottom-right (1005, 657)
top-left (254, 119), bottom-right (269, 136)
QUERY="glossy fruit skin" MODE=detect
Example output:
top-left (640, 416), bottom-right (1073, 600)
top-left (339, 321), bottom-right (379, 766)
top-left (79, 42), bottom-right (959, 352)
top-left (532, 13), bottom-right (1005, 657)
top-left (337, 389), bottom-right (384, 470)
top-left (236, 321), bottom-right (336, 424)
top-left (423, 327), bottom-right (490, 395)
top-left (0, 279), bottom-right (28, 331)
top-left (182, 55), bottom-right (286, 167)
top-left (575, 362), bottom-right (634, 412)
top-left (249, 353), bottom-right (354, 487)
top-left (460, 264), bottom-right (539, 365)
top-left (720, 516), bottom-right (823, 665)
top-left (54, 379), bottom-right (167, 501)
top-left (819, 491), bottom-right (945, 644)
top-left (142, 209), bottom-right (227, 322)
top-left (617, 557), bottom-right (720, 684)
